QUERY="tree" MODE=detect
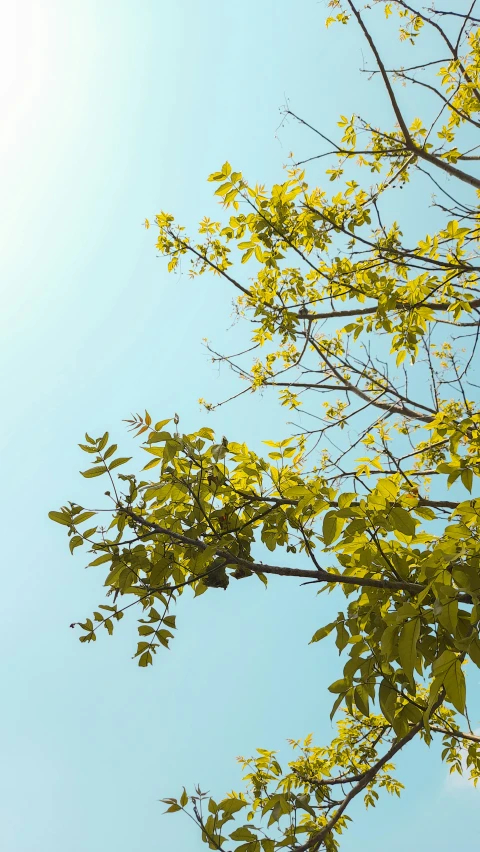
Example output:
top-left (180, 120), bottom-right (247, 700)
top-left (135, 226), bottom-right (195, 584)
top-left (50, 2), bottom-right (480, 849)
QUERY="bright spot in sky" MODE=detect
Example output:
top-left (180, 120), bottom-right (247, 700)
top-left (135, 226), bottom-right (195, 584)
top-left (0, 4), bottom-right (50, 149)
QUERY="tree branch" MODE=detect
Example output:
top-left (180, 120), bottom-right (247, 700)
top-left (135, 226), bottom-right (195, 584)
top-left (295, 692), bottom-right (445, 851)
top-left (429, 725), bottom-right (480, 744)
top-left (347, 0), bottom-right (480, 190)
top-left (120, 508), bottom-right (473, 603)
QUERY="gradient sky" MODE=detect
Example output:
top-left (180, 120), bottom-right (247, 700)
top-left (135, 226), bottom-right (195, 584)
top-left (1, 1), bottom-right (478, 850)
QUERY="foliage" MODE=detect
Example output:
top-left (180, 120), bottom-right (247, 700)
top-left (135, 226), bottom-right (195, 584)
top-left (51, 2), bottom-right (480, 849)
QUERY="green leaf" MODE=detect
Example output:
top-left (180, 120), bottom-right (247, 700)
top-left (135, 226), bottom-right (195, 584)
top-left (413, 506), bottom-right (436, 521)
top-left (392, 707), bottom-right (409, 739)
top-left (108, 457), bottom-right (132, 471)
top-left (338, 492), bottom-right (357, 508)
top-left (390, 507), bottom-right (416, 537)
top-left (433, 651), bottom-right (466, 713)
top-left (198, 427), bottom-right (215, 440)
top-left (98, 432), bottom-right (109, 451)
top-left (80, 466), bottom-right (107, 478)
top-left (74, 511), bottom-right (96, 525)
top-left (461, 468), bottom-right (473, 493)
top-left (335, 621), bottom-right (349, 652)
top-left (163, 441), bottom-right (179, 463)
top-left (144, 447), bottom-right (164, 458)
top-left (148, 430), bottom-right (171, 444)
top-left (381, 625), bottom-right (397, 661)
top-left (444, 661), bottom-right (466, 714)
top-left (83, 527), bottom-right (97, 539)
top-left (310, 621), bottom-right (335, 644)
top-left (89, 553), bottom-right (112, 566)
top-left (163, 802), bottom-right (181, 813)
top-left (48, 511), bottom-right (72, 526)
top-left (437, 600), bottom-right (458, 635)
top-left (138, 650), bottom-right (153, 667)
top-left (220, 798), bottom-right (247, 817)
top-left (468, 637), bottom-right (480, 668)
top-left (376, 479), bottom-right (398, 501)
top-left (230, 827), bottom-right (256, 842)
top-left (211, 443), bottom-right (227, 462)
top-left (398, 618), bottom-right (420, 686)
top-left (330, 693), bottom-right (344, 721)
top-left (354, 685), bottom-right (370, 717)
top-left (323, 512), bottom-right (341, 545)
top-left (69, 535), bottom-right (83, 554)
top-left (328, 678), bottom-right (348, 694)
top-left (379, 678), bottom-right (397, 724)
top-left (143, 458), bottom-right (161, 470)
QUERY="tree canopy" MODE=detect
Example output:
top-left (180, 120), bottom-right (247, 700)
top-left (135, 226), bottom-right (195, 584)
top-left (50, 2), bottom-right (480, 850)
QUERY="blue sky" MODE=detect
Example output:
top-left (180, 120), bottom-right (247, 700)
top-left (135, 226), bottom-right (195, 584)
top-left (1, 1), bottom-right (478, 850)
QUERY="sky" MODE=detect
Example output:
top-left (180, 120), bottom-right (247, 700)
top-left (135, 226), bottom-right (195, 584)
top-left (0, 1), bottom-right (478, 850)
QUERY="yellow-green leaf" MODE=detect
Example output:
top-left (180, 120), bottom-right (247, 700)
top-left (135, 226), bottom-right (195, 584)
top-left (48, 511), bottom-right (72, 526)
top-left (398, 618), bottom-right (420, 686)
top-left (80, 466), bottom-right (107, 478)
